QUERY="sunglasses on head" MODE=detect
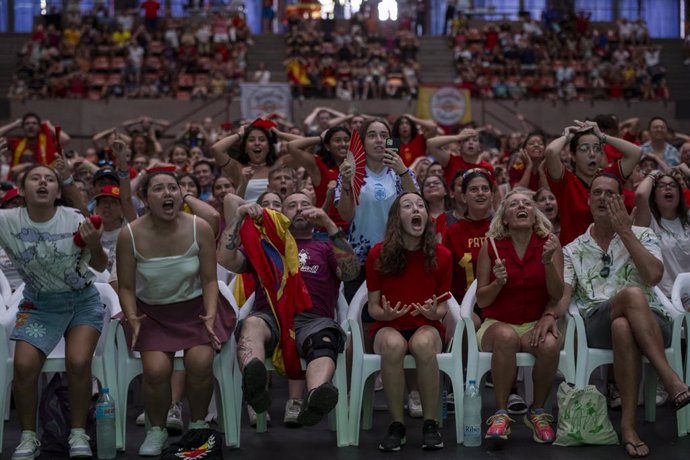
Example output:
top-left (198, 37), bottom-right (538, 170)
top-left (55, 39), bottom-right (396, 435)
top-left (600, 252), bottom-right (611, 278)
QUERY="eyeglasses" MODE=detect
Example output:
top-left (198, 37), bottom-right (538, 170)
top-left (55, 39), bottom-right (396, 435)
top-left (576, 143), bottom-right (603, 154)
top-left (656, 181), bottom-right (679, 191)
top-left (600, 252), bottom-right (611, 278)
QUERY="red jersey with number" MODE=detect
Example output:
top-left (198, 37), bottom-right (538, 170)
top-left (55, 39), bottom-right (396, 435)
top-left (547, 160), bottom-right (626, 245)
top-left (443, 217), bottom-right (491, 301)
top-left (366, 243), bottom-right (452, 338)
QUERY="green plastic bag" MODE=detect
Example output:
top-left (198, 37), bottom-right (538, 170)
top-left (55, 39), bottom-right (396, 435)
top-left (554, 382), bottom-right (619, 446)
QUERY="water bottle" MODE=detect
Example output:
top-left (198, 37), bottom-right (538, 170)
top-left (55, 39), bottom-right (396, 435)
top-left (96, 387), bottom-right (117, 459)
top-left (463, 380), bottom-right (482, 447)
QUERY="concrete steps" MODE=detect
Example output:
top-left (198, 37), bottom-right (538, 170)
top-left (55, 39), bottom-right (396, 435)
top-left (247, 34), bottom-right (287, 82)
top-left (417, 35), bottom-right (455, 84)
top-left (0, 34), bottom-right (30, 96)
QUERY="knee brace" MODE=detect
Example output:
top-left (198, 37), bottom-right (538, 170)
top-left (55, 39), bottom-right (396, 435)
top-left (303, 328), bottom-right (342, 364)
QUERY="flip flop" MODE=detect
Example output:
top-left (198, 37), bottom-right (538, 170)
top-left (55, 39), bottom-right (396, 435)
top-left (622, 441), bottom-right (649, 458)
top-left (672, 386), bottom-right (690, 412)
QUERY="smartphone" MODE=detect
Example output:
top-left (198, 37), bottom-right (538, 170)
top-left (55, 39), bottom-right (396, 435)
top-left (385, 137), bottom-right (401, 154)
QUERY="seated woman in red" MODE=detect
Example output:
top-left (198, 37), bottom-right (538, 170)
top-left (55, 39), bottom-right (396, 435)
top-left (475, 190), bottom-right (563, 445)
top-left (366, 192), bottom-right (452, 452)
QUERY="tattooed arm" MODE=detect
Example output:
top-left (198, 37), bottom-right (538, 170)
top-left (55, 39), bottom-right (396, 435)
top-left (300, 207), bottom-right (360, 282)
top-left (217, 202), bottom-right (263, 273)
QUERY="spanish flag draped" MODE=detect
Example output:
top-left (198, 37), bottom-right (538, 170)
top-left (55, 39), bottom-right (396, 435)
top-left (232, 272), bottom-right (256, 307)
top-left (11, 123), bottom-right (58, 167)
top-left (239, 208), bottom-right (312, 378)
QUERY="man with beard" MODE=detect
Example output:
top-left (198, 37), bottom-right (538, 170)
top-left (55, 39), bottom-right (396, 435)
top-left (219, 191), bottom-right (360, 426)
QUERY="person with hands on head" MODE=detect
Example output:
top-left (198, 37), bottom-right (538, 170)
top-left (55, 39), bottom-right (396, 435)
top-left (633, 169), bottom-right (690, 298)
top-left (0, 163), bottom-right (107, 460)
top-left (509, 132), bottom-right (549, 191)
top-left (554, 172), bottom-right (690, 458)
top-left (366, 192), bottom-right (452, 452)
top-left (335, 119), bottom-right (418, 302)
top-left (115, 171), bottom-right (235, 457)
top-left (426, 127), bottom-right (494, 189)
top-left (545, 119), bottom-right (642, 245)
top-left (475, 190), bottom-right (563, 445)
top-left (210, 122), bottom-right (299, 202)
top-left (218, 191), bottom-right (359, 428)
top-left (391, 114), bottom-right (439, 166)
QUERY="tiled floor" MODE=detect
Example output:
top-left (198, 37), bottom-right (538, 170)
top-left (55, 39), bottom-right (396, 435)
top-left (2, 375), bottom-right (689, 459)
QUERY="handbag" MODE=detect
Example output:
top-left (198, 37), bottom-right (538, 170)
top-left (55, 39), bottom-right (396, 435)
top-left (554, 382), bottom-right (619, 446)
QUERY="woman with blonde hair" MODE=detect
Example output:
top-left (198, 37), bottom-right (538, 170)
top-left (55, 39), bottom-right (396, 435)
top-left (475, 190), bottom-right (563, 445)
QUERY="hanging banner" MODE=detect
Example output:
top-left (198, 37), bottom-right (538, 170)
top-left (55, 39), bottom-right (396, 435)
top-left (417, 85), bottom-right (472, 127)
top-left (240, 83), bottom-right (292, 121)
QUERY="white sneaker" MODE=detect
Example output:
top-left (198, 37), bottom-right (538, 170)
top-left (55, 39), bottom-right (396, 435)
top-left (507, 394), bottom-right (528, 415)
top-left (283, 398), bottom-right (303, 427)
top-left (188, 420), bottom-right (210, 430)
top-left (407, 390), bottom-right (423, 418)
top-left (247, 404), bottom-right (271, 427)
top-left (446, 392), bottom-right (455, 414)
top-left (139, 427), bottom-right (168, 457)
top-left (136, 411), bottom-right (145, 426)
top-left (12, 431), bottom-right (41, 460)
top-left (166, 401), bottom-right (184, 433)
top-left (656, 381), bottom-right (669, 406)
top-left (68, 428), bottom-right (92, 458)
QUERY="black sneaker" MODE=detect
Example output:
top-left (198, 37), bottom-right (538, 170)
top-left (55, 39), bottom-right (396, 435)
top-left (379, 422), bottom-right (406, 452)
top-left (421, 419), bottom-right (444, 450)
top-left (297, 382), bottom-right (339, 426)
top-left (242, 358), bottom-right (271, 413)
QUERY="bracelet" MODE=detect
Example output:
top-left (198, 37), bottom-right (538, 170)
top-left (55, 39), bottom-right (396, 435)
top-left (182, 193), bottom-right (193, 202)
top-left (329, 230), bottom-right (346, 241)
top-left (62, 175), bottom-right (74, 186)
top-left (600, 134), bottom-right (608, 145)
top-left (398, 169), bottom-right (410, 177)
top-left (117, 170), bottom-right (130, 179)
top-left (543, 312), bottom-right (558, 321)
top-left (542, 258), bottom-right (553, 265)
top-left (218, 156), bottom-right (231, 169)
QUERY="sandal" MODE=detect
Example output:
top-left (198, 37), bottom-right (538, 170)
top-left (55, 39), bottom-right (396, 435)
top-left (672, 386), bottom-right (690, 412)
top-left (622, 441), bottom-right (649, 458)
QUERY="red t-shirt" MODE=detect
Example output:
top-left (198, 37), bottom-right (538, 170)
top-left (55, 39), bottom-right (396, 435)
top-left (141, 1), bottom-right (160, 18)
top-left (399, 133), bottom-right (426, 166)
top-left (547, 161), bottom-right (626, 245)
top-left (443, 155), bottom-right (495, 188)
top-left (684, 189), bottom-right (690, 207)
top-left (432, 212), bottom-right (447, 241)
top-left (313, 156), bottom-right (348, 231)
top-left (508, 161), bottom-right (540, 190)
top-left (443, 217), bottom-right (491, 301)
top-left (483, 233), bottom-right (549, 324)
top-left (366, 243), bottom-right (452, 338)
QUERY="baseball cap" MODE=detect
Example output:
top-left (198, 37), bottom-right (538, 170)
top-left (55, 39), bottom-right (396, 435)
top-left (1, 188), bottom-right (21, 207)
top-left (94, 185), bottom-right (121, 201)
top-left (92, 167), bottom-right (120, 185)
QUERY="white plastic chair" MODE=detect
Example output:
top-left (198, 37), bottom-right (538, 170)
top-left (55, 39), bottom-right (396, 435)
top-left (0, 282), bottom-right (120, 454)
top-left (671, 273), bottom-right (690, 435)
top-left (235, 284), bottom-right (351, 446)
top-left (568, 287), bottom-right (687, 437)
top-left (0, 268), bottom-right (11, 304)
top-left (347, 281), bottom-right (466, 446)
top-left (107, 281), bottom-right (240, 450)
top-left (461, 280), bottom-right (575, 409)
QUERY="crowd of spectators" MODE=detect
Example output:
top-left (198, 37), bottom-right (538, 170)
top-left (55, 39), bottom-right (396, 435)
top-left (284, 14), bottom-right (420, 101)
top-left (450, 13), bottom-right (670, 101)
top-left (8, 6), bottom-right (252, 101)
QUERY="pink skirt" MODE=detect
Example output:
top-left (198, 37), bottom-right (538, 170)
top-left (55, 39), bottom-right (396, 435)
top-left (119, 295), bottom-right (236, 353)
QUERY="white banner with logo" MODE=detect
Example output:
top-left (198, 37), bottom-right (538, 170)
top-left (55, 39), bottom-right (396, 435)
top-left (240, 83), bottom-right (292, 121)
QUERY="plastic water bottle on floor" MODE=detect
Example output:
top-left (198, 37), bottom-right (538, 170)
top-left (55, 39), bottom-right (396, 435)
top-left (463, 380), bottom-right (482, 447)
top-left (96, 387), bottom-right (117, 459)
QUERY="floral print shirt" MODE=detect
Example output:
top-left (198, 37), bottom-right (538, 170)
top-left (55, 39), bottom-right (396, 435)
top-left (563, 224), bottom-right (667, 317)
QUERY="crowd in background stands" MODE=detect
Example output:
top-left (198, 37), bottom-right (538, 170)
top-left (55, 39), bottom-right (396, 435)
top-left (7, 6), bottom-right (253, 101)
top-left (451, 13), bottom-right (669, 101)
top-left (285, 13), bottom-right (420, 100)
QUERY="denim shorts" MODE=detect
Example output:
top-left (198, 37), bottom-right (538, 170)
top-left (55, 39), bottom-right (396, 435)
top-left (11, 284), bottom-right (105, 356)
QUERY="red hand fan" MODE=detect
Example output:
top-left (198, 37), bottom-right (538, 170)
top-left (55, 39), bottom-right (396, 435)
top-left (74, 215), bottom-right (103, 247)
top-left (346, 129), bottom-right (367, 206)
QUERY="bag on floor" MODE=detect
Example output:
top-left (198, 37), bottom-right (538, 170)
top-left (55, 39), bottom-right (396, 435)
top-left (38, 373), bottom-right (97, 454)
top-left (554, 382), bottom-right (619, 446)
top-left (161, 428), bottom-right (224, 460)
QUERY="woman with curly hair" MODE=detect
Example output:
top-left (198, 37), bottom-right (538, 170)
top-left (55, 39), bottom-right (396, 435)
top-left (287, 126), bottom-right (351, 231)
top-left (475, 190), bottom-right (563, 445)
top-left (366, 192), bottom-right (452, 452)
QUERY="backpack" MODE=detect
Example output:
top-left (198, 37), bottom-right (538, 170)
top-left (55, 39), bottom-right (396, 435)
top-left (161, 428), bottom-right (224, 460)
top-left (38, 373), bottom-right (97, 454)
